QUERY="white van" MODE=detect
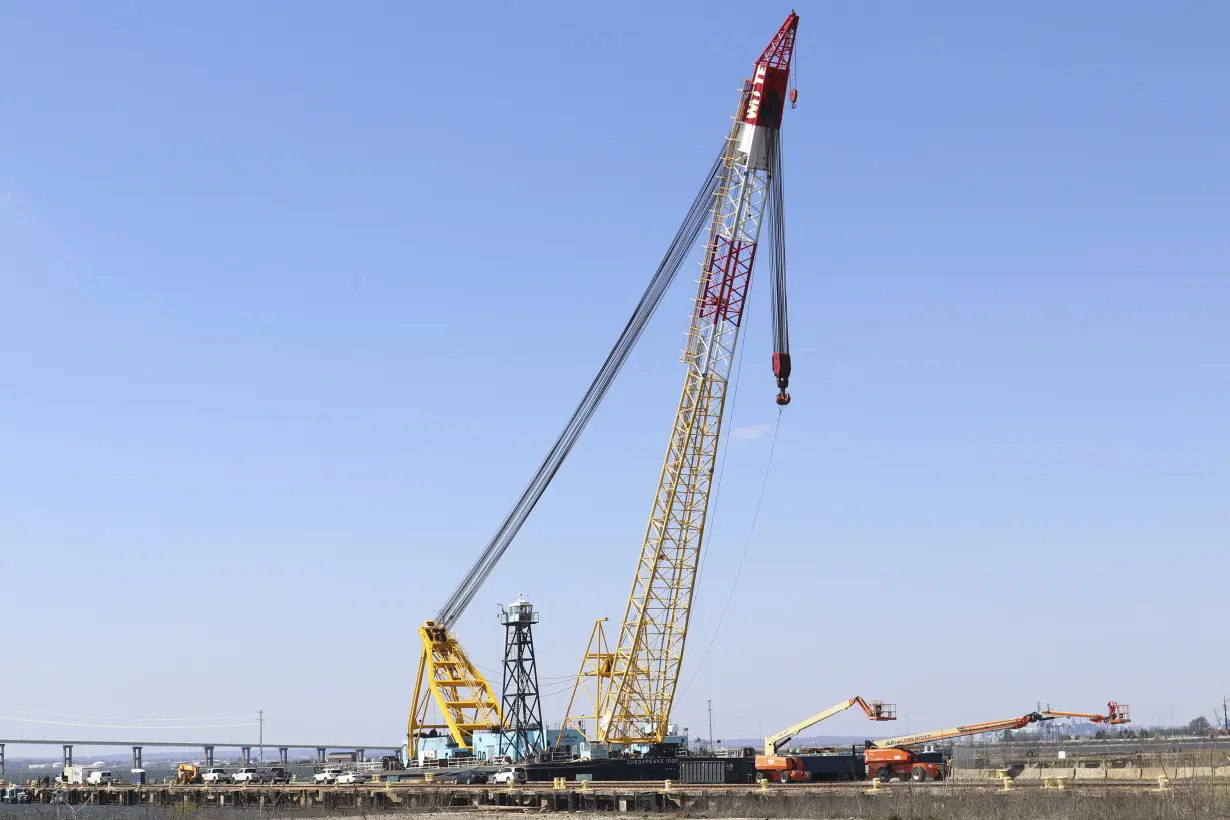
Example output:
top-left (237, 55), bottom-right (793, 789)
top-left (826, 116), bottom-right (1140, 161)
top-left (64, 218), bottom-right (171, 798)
top-left (86, 771), bottom-right (115, 785)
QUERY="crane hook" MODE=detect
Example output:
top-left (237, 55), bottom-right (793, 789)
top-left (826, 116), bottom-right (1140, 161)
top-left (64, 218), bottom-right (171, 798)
top-left (789, 88), bottom-right (798, 109)
top-left (776, 390), bottom-right (791, 406)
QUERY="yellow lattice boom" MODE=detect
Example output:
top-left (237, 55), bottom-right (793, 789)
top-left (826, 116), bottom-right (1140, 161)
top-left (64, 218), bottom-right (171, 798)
top-left (596, 93), bottom-right (773, 746)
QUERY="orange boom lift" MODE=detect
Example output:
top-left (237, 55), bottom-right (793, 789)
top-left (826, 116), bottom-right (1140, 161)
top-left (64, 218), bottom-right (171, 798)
top-left (863, 702), bottom-right (1129, 782)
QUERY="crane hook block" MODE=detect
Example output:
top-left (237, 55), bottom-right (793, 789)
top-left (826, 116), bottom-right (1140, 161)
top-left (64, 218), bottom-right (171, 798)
top-left (772, 351), bottom-right (792, 387)
top-left (789, 88), bottom-right (798, 109)
top-left (773, 352), bottom-right (791, 405)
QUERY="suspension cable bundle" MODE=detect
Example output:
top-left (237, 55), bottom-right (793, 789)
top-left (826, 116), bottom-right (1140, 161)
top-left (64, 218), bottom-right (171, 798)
top-left (435, 149), bottom-right (728, 629)
top-left (765, 130), bottom-right (791, 405)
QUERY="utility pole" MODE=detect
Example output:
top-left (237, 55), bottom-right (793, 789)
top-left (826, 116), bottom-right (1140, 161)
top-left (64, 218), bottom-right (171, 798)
top-left (259, 710), bottom-right (264, 763)
top-left (708, 700), bottom-right (714, 748)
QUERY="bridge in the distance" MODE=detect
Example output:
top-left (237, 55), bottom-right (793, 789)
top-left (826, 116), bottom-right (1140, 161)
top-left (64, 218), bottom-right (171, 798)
top-left (0, 737), bottom-right (402, 775)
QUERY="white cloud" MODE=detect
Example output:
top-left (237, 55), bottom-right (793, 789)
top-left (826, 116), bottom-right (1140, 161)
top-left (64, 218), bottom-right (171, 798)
top-left (731, 423), bottom-right (774, 441)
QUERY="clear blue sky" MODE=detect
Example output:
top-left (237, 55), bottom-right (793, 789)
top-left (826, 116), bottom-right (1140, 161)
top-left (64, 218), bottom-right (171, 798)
top-left (2, 0), bottom-right (1227, 752)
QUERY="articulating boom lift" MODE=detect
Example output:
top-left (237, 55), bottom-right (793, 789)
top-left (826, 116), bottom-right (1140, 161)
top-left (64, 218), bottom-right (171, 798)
top-left (863, 702), bottom-right (1130, 782)
top-left (765, 698), bottom-right (896, 756)
top-left (407, 11), bottom-right (800, 760)
top-left (756, 698), bottom-right (895, 783)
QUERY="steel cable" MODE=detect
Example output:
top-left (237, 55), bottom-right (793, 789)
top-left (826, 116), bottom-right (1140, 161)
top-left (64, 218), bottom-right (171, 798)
top-left (765, 130), bottom-right (791, 401)
top-left (436, 149), bottom-right (728, 628)
top-left (680, 407), bottom-right (784, 698)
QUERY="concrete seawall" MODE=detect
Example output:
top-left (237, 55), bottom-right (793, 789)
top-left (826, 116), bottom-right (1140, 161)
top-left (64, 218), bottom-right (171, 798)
top-left (955, 764), bottom-right (1230, 781)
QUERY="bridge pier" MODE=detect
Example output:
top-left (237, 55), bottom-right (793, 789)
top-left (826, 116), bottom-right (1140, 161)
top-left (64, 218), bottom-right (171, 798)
top-left (0, 740), bottom-right (396, 772)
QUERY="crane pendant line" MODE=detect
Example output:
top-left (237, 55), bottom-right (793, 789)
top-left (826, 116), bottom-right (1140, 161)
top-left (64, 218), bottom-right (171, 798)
top-left (407, 151), bottom-right (729, 760)
top-left (434, 150), bottom-right (726, 633)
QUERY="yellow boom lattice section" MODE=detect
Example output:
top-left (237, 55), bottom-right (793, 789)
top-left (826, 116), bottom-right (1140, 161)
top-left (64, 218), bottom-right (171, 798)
top-left (557, 618), bottom-right (614, 744)
top-left (596, 115), bottom-right (767, 743)
top-left (407, 621), bottom-right (502, 759)
top-left (598, 370), bottom-right (730, 743)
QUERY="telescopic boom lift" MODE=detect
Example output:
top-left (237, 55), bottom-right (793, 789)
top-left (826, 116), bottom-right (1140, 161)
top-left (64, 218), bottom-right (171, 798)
top-left (865, 711), bottom-right (1046, 783)
top-left (765, 698), bottom-right (895, 755)
top-left (867, 713), bottom-right (1045, 753)
top-left (863, 702), bottom-right (1130, 782)
top-left (755, 698), bottom-right (895, 783)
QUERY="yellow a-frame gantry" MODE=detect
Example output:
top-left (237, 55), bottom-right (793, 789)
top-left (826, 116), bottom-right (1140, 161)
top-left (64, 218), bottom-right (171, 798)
top-left (406, 621), bottom-right (502, 760)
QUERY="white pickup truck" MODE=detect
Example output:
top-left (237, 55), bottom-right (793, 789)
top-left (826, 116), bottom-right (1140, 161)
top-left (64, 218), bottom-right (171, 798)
top-left (231, 767), bottom-right (261, 784)
top-left (201, 767), bottom-right (229, 784)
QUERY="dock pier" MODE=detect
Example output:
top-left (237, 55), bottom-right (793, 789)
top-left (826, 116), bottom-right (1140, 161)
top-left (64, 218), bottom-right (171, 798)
top-left (7, 779), bottom-right (1176, 813)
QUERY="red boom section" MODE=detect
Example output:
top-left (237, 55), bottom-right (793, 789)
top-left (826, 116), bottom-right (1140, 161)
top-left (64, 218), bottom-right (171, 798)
top-left (700, 235), bottom-right (757, 327)
top-left (758, 11), bottom-right (799, 69)
top-left (742, 12), bottom-right (799, 130)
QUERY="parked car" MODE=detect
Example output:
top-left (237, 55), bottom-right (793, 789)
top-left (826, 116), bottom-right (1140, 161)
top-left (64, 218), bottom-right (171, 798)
top-left (262, 767), bottom-right (291, 784)
top-left (336, 771), bottom-right (369, 784)
top-left (438, 770), bottom-right (487, 785)
top-left (201, 767), bottom-right (229, 784)
top-left (86, 771), bottom-right (116, 786)
top-left (492, 766), bottom-right (526, 785)
top-left (231, 767), bottom-right (260, 784)
top-left (313, 767), bottom-right (344, 784)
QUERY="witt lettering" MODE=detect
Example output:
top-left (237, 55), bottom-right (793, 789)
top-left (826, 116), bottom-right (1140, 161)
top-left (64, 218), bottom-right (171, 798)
top-left (744, 65), bottom-right (769, 121)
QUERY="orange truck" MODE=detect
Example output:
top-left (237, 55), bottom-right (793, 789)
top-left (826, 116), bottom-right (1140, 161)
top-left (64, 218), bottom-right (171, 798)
top-left (755, 697), bottom-right (895, 783)
top-left (863, 702), bottom-right (1130, 782)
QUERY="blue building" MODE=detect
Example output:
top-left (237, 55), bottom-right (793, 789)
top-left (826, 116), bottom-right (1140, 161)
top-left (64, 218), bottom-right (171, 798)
top-left (406, 727), bottom-right (589, 767)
